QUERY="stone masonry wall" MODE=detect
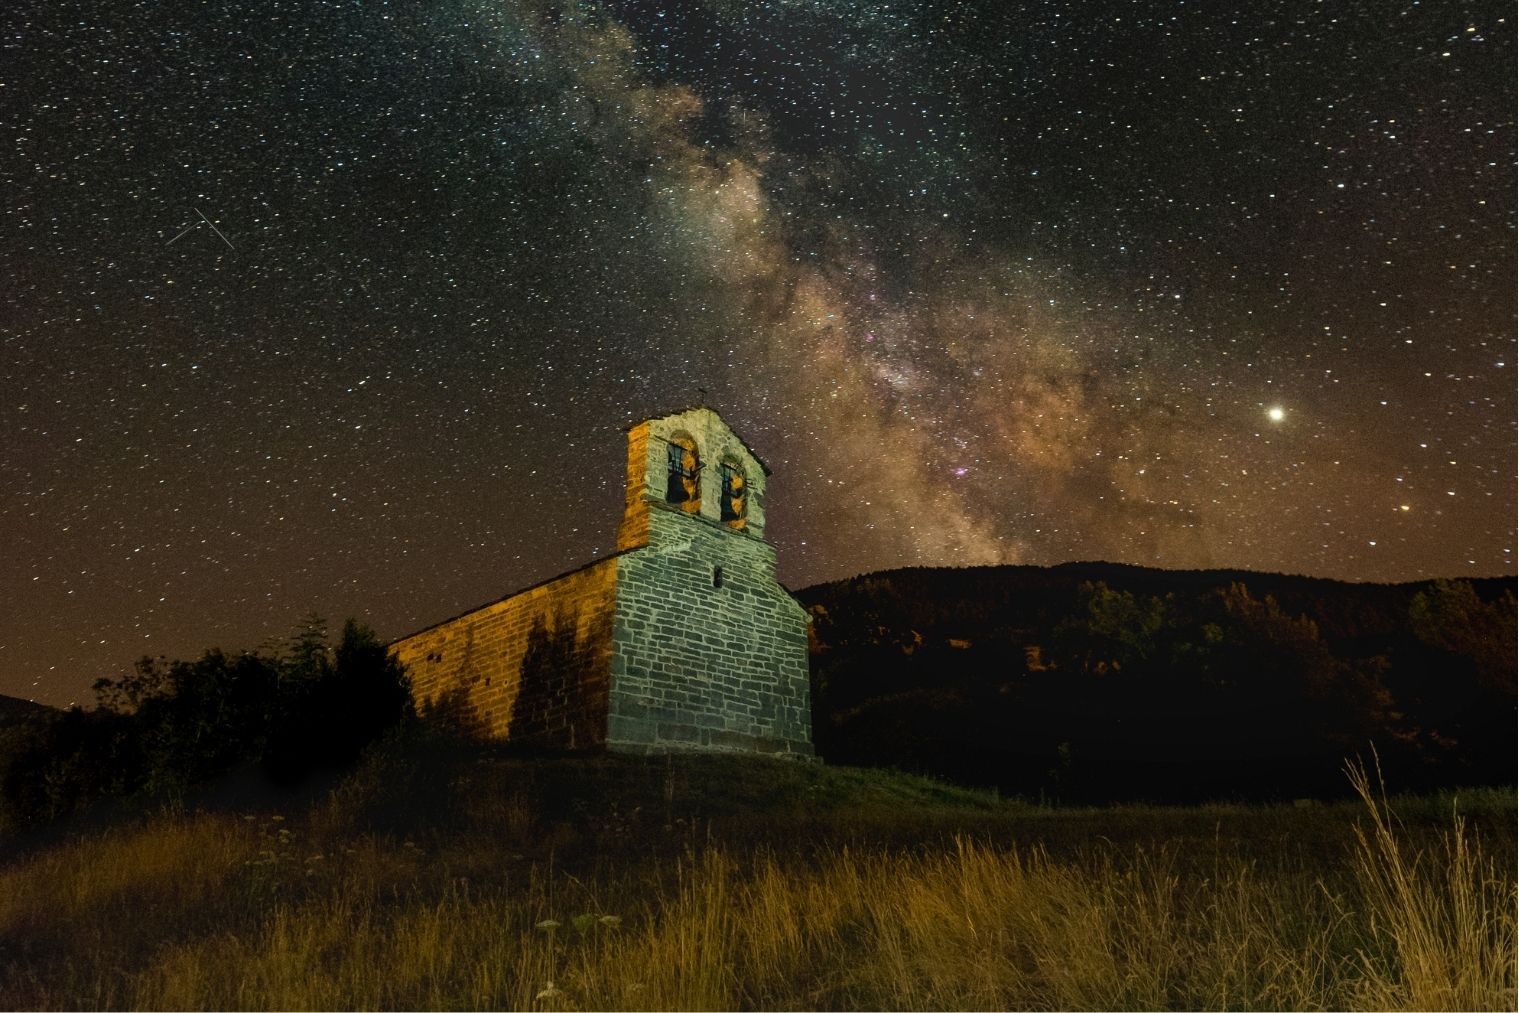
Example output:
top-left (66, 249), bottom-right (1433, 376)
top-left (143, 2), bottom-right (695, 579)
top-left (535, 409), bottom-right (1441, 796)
top-left (607, 505), bottom-right (812, 756)
top-left (390, 558), bottom-right (619, 748)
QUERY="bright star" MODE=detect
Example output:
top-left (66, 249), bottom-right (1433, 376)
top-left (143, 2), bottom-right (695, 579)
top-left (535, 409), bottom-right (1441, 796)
top-left (1267, 406), bottom-right (1286, 423)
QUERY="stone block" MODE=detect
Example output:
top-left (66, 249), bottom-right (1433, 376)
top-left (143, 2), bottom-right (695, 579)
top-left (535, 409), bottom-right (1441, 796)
top-left (657, 722), bottom-right (701, 743)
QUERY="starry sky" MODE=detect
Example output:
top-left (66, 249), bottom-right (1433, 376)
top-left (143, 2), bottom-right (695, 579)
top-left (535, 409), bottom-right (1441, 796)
top-left (3, 0), bottom-right (1514, 704)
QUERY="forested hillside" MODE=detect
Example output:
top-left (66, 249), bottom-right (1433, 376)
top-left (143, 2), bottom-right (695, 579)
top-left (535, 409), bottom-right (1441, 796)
top-left (799, 563), bottom-right (1515, 802)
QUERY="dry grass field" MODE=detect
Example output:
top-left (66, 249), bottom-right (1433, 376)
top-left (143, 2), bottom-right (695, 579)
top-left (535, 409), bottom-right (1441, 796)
top-left (0, 742), bottom-right (1512, 1010)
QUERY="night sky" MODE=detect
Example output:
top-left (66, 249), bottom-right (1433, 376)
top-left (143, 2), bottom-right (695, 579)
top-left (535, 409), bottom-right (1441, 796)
top-left (3, 1), bottom-right (1514, 705)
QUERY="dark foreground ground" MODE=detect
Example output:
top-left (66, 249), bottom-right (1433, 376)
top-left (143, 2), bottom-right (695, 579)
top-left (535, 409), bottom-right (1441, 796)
top-left (1, 737), bottom-right (1514, 1010)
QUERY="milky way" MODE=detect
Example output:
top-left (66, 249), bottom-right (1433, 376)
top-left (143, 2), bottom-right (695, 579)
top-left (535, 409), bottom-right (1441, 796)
top-left (3, 1), bottom-right (1513, 703)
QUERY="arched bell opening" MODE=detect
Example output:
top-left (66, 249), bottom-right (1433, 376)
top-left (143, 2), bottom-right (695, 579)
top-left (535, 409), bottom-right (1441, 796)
top-left (665, 432), bottom-right (702, 514)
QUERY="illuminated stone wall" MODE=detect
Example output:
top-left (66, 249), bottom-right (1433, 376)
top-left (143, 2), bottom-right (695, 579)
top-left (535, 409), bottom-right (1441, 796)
top-left (608, 505), bottom-right (813, 755)
top-left (390, 558), bottom-right (619, 748)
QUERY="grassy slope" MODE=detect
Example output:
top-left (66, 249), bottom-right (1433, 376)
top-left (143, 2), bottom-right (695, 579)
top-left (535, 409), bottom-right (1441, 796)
top-left (1, 737), bottom-right (1514, 1010)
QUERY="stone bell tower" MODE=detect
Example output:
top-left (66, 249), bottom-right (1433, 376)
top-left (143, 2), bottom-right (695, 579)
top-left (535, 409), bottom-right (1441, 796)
top-left (617, 406), bottom-right (769, 551)
top-left (605, 407), bottom-right (811, 755)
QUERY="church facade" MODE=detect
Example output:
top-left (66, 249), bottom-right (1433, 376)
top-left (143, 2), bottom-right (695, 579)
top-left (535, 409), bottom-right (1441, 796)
top-left (388, 407), bottom-right (814, 757)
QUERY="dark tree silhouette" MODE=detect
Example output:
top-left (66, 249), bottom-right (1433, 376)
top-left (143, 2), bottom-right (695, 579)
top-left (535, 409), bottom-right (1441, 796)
top-left (1, 619), bottom-right (413, 830)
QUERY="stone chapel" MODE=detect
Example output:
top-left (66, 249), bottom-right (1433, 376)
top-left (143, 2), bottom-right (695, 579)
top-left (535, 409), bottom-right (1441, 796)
top-left (388, 407), bottom-right (814, 757)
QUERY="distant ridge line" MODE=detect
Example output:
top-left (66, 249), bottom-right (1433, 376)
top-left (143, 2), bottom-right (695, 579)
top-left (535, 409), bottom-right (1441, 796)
top-left (799, 560), bottom-right (1517, 596)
